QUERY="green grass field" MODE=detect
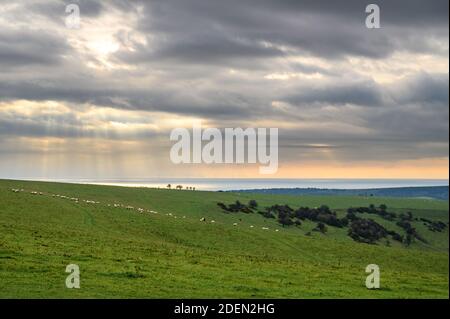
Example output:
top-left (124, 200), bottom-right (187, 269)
top-left (0, 179), bottom-right (448, 298)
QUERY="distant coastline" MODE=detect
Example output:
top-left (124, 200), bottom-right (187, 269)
top-left (228, 186), bottom-right (449, 201)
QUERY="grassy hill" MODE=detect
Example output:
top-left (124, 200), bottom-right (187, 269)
top-left (0, 179), bottom-right (448, 298)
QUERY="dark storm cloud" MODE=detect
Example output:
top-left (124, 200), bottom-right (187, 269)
top-left (284, 80), bottom-right (386, 107)
top-left (0, 30), bottom-right (69, 68)
top-left (254, 0), bottom-right (448, 26)
top-left (281, 73), bottom-right (448, 114)
top-left (0, 71), bottom-right (447, 123)
top-left (116, 0), bottom-right (448, 66)
top-left (281, 72), bottom-right (449, 145)
top-left (0, 80), bottom-right (257, 119)
top-left (391, 72), bottom-right (449, 105)
top-left (118, 35), bottom-right (285, 65)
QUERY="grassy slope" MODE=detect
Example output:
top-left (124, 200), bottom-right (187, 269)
top-left (0, 179), bottom-right (448, 298)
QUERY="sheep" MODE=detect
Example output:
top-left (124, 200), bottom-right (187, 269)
top-left (31, 191), bottom-right (38, 195)
top-left (250, 225), bottom-right (254, 228)
top-left (200, 217), bottom-right (206, 222)
top-left (262, 227), bottom-right (269, 230)
top-left (275, 229), bottom-right (279, 232)
top-left (210, 220), bottom-right (215, 223)
top-left (233, 223), bottom-right (238, 226)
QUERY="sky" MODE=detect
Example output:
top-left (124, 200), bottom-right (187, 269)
top-left (0, 0), bottom-right (448, 180)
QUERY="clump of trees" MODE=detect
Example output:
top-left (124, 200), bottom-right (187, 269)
top-left (347, 204), bottom-right (397, 221)
top-left (260, 205), bottom-right (297, 227)
top-left (313, 222), bottom-right (327, 234)
top-left (254, 204), bottom-right (347, 229)
top-left (419, 218), bottom-right (447, 232)
top-left (249, 200), bottom-right (258, 209)
top-left (399, 211), bottom-right (414, 222)
top-left (217, 200), bottom-right (258, 214)
top-left (396, 219), bottom-right (427, 245)
top-left (217, 200), bottom-right (440, 247)
top-left (348, 218), bottom-right (389, 244)
top-left (295, 205), bottom-right (346, 228)
top-left (386, 229), bottom-right (404, 243)
top-left (258, 210), bottom-right (275, 219)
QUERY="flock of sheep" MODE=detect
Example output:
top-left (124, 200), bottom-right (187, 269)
top-left (10, 188), bottom-right (282, 232)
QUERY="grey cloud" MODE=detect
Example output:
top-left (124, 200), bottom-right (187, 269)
top-left (118, 35), bottom-right (285, 65)
top-left (391, 72), bottom-right (449, 105)
top-left (0, 116), bottom-right (161, 140)
top-left (115, 0), bottom-right (448, 66)
top-left (0, 29), bottom-right (69, 68)
top-left (0, 80), bottom-right (258, 120)
top-left (291, 63), bottom-right (335, 76)
top-left (30, 0), bottom-right (104, 20)
top-left (285, 80), bottom-right (386, 107)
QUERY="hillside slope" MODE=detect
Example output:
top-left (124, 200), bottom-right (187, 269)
top-left (0, 179), bottom-right (448, 298)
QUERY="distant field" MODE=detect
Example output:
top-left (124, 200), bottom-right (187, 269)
top-left (0, 179), bottom-right (448, 298)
